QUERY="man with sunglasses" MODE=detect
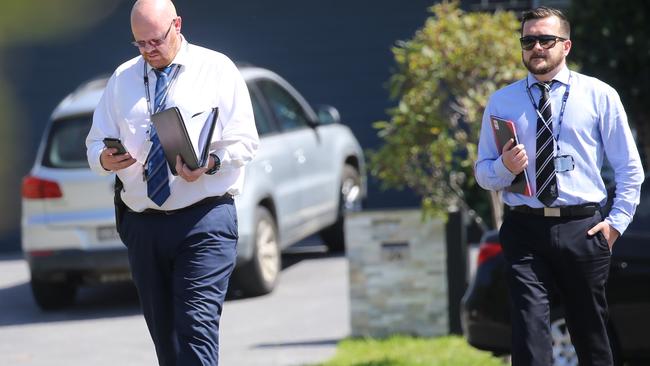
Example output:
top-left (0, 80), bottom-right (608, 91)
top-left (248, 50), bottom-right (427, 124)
top-left (475, 6), bottom-right (643, 366)
top-left (86, 0), bottom-right (259, 365)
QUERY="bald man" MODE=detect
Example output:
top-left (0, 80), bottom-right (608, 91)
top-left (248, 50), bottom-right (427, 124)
top-left (86, 1), bottom-right (259, 364)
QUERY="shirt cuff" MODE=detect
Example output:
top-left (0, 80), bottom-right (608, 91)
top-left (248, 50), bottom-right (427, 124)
top-left (604, 210), bottom-right (630, 236)
top-left (212, 149), bottom-right (232, 170)
top-left (494, 155), bottom-right (516, 182)
top-left (89, 147), bottom-right (112, 176)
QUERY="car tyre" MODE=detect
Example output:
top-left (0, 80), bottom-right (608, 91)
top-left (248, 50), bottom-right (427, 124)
top-left (550, 314), bottom-right (578, 366)
top-left (30, 277), bottom-right (77, 310)
top-left (550, 309), bottom-right (624, 366)
top-left (320, 165), bottom-right (362, 252)
top-left (233, 206), bottom-right (280, 296)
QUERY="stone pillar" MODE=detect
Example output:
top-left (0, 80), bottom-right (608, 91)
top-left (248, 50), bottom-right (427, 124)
top-left (346, 209), bottom-right (448, 337)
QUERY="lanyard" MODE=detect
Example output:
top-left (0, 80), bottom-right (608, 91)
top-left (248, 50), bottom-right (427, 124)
top-left (526, 72), bottom-right (571, 153)
top-left (143, 62), bottom-right (181, 117)
top-left (140, 62), bottom-right (181, 176)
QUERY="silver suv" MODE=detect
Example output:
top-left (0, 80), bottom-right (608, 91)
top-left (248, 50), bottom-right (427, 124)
top-left (21, 66), bottom-right (365, 310)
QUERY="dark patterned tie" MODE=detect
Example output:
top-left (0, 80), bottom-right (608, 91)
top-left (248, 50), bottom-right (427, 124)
top-left (535, 81), bottom-right (558, 206)
top-left (146, 65), bottom-right (174, 206)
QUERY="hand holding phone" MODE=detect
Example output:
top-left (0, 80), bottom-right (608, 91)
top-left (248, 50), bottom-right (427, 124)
top-left (101, 138), bottom-right (136, 172)
top-left (103, 138), bottom-right (128, 155)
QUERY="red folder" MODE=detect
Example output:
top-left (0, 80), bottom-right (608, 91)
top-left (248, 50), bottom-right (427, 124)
top-left (490, 115), bottom-right (532, 196)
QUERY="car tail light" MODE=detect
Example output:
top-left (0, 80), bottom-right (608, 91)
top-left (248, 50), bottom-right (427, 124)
top-left (21, 176), bottom-right (63, 199)
top-left (477, 241), bottom-right (502, 266)
top-left (28, 250), bottom-right (54, 258)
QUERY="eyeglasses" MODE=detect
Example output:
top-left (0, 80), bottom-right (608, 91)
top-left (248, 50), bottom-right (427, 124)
top-left (519, 35), bottom-right (567, 51)
top-left (131, 19), bottom-right (175, 48)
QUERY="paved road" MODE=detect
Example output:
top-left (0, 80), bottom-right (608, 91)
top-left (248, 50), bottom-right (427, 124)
top-left (0, 246), bottom-right (348, 366)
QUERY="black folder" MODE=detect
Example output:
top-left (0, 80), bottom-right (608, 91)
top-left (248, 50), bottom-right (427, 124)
top-left (151, 107), bottom-right (219, 175)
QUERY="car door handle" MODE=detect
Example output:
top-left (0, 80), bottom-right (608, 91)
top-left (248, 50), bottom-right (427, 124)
top-left (262, 160), bottom-right (273, 173)
top-left (294, 149), bottom-right (306, 164)
top-left (610, 261), bottom-right (628, 272)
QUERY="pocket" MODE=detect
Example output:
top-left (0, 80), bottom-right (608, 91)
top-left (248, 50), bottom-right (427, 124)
top-left (226, 203), bottom-right (239, 239)
top-left (227, 202), bottom-right (238, 227)
top-left (595, 231), bottom-right (611, 254)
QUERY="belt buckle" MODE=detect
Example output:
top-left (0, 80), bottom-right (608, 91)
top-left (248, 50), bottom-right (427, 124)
top-left (543, 207), bottom-right (561, 217)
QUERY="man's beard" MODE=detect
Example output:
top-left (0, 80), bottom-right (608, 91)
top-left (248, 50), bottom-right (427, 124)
top-left (523, 52), bottom-right (564, 75)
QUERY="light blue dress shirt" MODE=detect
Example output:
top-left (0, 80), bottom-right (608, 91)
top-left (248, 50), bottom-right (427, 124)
top-left (475, 66), bottom-right (644, 234)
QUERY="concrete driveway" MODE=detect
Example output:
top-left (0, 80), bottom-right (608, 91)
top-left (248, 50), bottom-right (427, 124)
top-left (0, 244), bottom-right (348, 366)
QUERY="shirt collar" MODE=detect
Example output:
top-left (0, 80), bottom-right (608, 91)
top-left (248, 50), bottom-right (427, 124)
top-left (144, 35), bottom-right (190, 75)
top-left (526, 64), bottom-right (571, 89)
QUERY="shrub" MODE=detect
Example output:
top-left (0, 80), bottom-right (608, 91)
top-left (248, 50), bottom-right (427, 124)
top-left (369, 1), bottom-right (526, 221)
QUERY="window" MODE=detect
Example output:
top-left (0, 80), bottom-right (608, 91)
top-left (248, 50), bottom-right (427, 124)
top-left (258, 79), bottom-right (310, 131)
top-left (250, 90), bottom-right (274, 136)
top-left (42, 116), bottom-right (92, 169)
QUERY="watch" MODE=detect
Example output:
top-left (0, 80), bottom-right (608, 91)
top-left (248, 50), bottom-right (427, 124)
top-left (205, 153), bottom-right (221, 175)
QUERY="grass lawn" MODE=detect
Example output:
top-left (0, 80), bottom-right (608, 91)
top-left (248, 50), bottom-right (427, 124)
top-left (313, 335), bottom-right (506, 366)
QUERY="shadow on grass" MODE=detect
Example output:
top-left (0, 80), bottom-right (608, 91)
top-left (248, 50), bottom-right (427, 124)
top-left (350, 361), bottom-right (400, 366)
top-left (254, 338), bottom-right (340, 349)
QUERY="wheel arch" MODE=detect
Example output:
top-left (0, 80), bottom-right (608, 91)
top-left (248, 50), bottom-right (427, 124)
top-left (257, 196), bottom-right (277, 229)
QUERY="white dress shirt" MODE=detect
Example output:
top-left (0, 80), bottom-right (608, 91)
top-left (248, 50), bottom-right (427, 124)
top-left (86, 37), bottom-right (259, 212)
top-left (475, 66), bottom-right (644, 234)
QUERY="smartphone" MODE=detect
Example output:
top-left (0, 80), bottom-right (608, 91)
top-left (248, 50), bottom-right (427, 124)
top-left (103, 137), bottom-right (128, 155)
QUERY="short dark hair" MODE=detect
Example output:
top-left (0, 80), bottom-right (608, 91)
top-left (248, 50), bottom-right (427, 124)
top-left (521, 6), bottom-right (571, 38)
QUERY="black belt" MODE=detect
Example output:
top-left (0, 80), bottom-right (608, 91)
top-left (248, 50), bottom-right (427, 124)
top-left (508, 203), bottom-right (600, 218)
top-left (130, 194), bottom-right (232, 215)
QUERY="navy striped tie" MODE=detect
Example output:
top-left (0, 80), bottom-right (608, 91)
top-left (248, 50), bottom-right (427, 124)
top-left (535, 81), bottom-right (558, 206)
top-left (146, 65), bottom-right (174, 206)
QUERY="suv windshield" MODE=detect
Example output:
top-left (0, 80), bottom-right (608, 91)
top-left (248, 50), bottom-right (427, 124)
top-left (42, 115), bottom-right (92, 169)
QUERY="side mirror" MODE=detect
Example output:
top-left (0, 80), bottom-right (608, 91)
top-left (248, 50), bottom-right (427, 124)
top-left (316, 105), bottom-right (341, 125)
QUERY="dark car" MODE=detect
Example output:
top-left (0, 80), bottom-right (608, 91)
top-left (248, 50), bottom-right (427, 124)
top-left (461, 180), bottom-right (650, 365)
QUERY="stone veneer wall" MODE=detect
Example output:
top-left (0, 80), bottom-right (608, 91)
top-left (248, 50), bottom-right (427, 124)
top-left (346, 209), bottom-right (448, 338)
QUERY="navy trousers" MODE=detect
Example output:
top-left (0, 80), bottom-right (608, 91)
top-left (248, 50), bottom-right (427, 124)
top-left (120, 197), bottom-right (237, 366)
top-left (500, 210), bottom-right (613, 366)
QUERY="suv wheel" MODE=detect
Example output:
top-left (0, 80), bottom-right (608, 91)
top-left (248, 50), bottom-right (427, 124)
top-left (551, 316), bottom-right (577, 366)
top-left (30, 277), bottom-right (77, 310)
top-left (233, 206), bottom-right (280, 296)
top-left (550, 312), bottom-right (624, 366)
top-left (320, 165), bottom-right (362, 252)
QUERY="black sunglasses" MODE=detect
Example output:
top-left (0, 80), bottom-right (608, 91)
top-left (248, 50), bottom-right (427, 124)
top-left (520, 35), bottom-right (567, 51)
